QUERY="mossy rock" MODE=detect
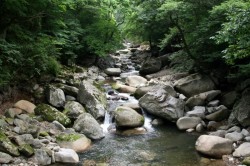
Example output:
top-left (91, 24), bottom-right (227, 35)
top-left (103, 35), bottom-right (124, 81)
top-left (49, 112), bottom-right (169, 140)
top-left (39, 131), bottom-right (49, 137)
top-left (34, 104), bottom-right (71, 126)
top-left (0, 130), bottom-right (20, 156)
top-left (56, 133), bottom-right (81, 142)
top-left (18, 144), bottom-right (34, 157)
top-left (243, 157), bottom-right (250, 166)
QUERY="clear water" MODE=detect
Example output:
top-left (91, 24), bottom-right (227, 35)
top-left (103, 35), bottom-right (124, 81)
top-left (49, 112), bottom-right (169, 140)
top-left (78, 112), bottom-right (201, 166)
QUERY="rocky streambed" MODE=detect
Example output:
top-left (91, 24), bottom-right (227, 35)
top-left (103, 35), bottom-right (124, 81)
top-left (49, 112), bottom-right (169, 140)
top-left (1, 44), bottom-right (250, 166)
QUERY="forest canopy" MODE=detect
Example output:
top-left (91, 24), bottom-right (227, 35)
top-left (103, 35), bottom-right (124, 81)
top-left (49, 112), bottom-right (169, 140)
top-left (0, 0), bottom-right (249, 86)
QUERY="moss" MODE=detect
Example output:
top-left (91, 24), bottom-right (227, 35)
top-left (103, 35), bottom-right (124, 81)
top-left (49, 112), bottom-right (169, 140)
top-left (0, 130), bottom-right (20, 156)
top-left (140, 116), bottom-right (145, 123)
top-left (243, 157), bottom-right (250, 166)
top-left (63, 109), bottom-right (70, 115)
top-left (56, 133), bottom-right (81, 142)
top-left (39, 131), bottom-right (49, 137)
top-left (18, 144), bottom-right (34, 157)
top-left (111, 82), bottom-right (121, 90)
top-left (34, 104), bottom-right (71, 126)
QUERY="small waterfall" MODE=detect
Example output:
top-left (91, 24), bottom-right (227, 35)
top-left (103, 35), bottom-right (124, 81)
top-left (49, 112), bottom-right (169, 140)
top-left (101, 111), bottom-right (112, 133)
top-left (142, 110), bottom-right (154, 132)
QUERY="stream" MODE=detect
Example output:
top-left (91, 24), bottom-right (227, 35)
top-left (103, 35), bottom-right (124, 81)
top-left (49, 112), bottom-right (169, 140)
top-left (78, 47), bottom-right (201, 166)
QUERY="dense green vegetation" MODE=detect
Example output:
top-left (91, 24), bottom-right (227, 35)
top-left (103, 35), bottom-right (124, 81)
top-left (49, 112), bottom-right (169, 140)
top-left (124, 0), bottom-right (250, 80)
top-left (0, 0), bottom-right (249, 87)
top-left (0, 0), bottom-right (127, 86)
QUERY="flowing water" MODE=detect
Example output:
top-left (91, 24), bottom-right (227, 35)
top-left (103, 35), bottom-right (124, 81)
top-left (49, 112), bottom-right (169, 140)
top-left (78, 48), bottom-right (201, 165)
top-left (78, 93), bottom-right (201, 166)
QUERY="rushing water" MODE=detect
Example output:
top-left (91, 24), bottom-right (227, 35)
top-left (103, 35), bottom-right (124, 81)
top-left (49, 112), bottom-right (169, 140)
top-left (78, 91), bottom-right (201, 166)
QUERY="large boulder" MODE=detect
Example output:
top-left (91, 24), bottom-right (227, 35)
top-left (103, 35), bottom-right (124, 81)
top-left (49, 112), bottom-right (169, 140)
top-left (56, 133), bottom-right (91, 152)
top-left (73, 113), bottom-right (104, 140)
top-left (77, 80), bottom-right (107, 120)
top-left (125, 75), bottom-right (147, 88)
top-left (14, 100), bottom-right (36, 114)
top-left (185, 90), bottom-right (221, 108)
top-left (139, 58), bottom-right (162, 75)
top-left (46, 86), bottom-right (66, 107)
top-left (64, 101), bottom-right (86, 119)
top-left (195, 135), bottom-right (233, 158)
top-left (114, 106), bottom-right (144, 128)
top-left (135, 84), bottom-right (177, 99)
top-left (139, 87), bottom-right (184, 122)
top-left (174, 74), bottom-right (216, 97)
top-left (233, 142), bottom-right (250, 157)
top-left (176, 117), bottom-right (202, 130)
top-left (230, 88), bottom-right (250, 127)
top-left (35, 104), bottom-right (71, 126)
top-left (206, 105), bottom-right (230, 122)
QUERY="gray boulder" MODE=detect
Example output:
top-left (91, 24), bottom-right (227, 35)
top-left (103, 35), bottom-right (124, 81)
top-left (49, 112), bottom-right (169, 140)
top-left (209, 130), bottom-right (227, 138)
top-left (55, 148), bottom-right (79, 164)
top-left (46, 86), bottom-right (65, 107)
top-left (135, 84), bottom-right (177, 99)
top-left (114, 106), bottom-right (144, 128)
top-left (0, 152), bottom-right (13, 164)
top-left (60, 84), bottom-right (79, 97)
top-left (185, 90), bottom-right (221, 108)
top-left (73, 113), bottom-right (104, 140)
top-left (230, 88), bottom-right (250, 127)
top-left (225, 132), bottom-right (244, 142)
top-left (233, 142), bottom-right (250, 157)
top-left (176, 117), bottom-right (202, 130)
top-left (34, 149), bottom-right (51, 165)
top-left (139, 58), bottom-right (162, 75)
top-left (64, 101), bottom-right (86, 119)
top-left (11, 134), bottom-right (34, 146)
top-left (195, 135), bottom-right (233, 158)
top-left (206, 105), bottom-right (230, 122)
top-left (104, 68), bottom-right (121, 76)
top-left (186, 106), bottom-right (206, 118)
top-left (220, 91), bottom-right (238, 109)
top-left (174, 74), bottom-right (216, 97)
top-left (77, 80), bottom-right (107, 120)
top-left (139, 87), bottom-right (184, 122)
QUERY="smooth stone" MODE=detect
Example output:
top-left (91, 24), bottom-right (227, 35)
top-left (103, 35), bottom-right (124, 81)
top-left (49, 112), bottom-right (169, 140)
top-left (104, 68), bottom-right (121, 76)
top-left (55, 148), bottom-right (79, 163)
top-left (176, 117), bottom-right (202, 130)
top-left (225, 132), bottom-right (244, 142)
top-left (0, 152), bottom-right (13, 164)
top-left (195, 135), bottom-right (233, 158)
top-left (14, 100), bottom-right (36, 114)
top-left (233, 142), bottom-right (250, 157)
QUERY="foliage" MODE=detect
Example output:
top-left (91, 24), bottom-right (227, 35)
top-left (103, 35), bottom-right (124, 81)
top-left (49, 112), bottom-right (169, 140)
top-left (0, 0), bottom-right (124, 87)
top-left (123, 0), bottom-right (250, 79)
